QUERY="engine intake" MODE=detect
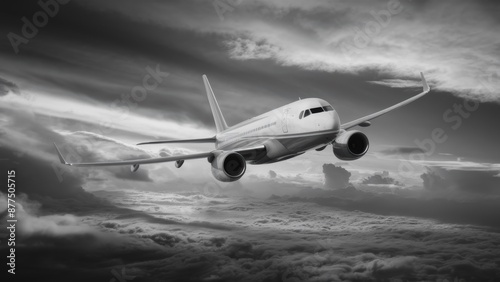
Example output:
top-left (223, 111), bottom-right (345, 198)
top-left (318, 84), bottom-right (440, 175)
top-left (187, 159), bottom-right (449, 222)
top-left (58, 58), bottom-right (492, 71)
top-left (333, 130), bottom-right (369, 160)
top-left (211, 151), bottom-right (246, 182)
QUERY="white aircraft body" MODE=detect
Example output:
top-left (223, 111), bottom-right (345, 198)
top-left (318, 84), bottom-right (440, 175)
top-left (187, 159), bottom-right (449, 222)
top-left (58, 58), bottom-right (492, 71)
top-left (55, 73), bottom-right (430, 182)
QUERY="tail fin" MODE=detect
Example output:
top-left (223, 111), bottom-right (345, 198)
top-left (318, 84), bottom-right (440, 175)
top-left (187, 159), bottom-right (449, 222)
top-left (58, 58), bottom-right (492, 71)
top-left (203, 75), bottom-right (228, 133)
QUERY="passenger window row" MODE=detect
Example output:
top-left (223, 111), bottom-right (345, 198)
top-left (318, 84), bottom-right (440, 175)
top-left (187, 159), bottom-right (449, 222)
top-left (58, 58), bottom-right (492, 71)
top-left (299, 105), bottom-right (333, 119)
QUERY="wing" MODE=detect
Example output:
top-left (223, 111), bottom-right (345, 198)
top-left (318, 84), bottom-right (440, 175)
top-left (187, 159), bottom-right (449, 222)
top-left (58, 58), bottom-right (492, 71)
top-left (54, 143), bottom-right (266, 167)
top-left (137, 136), bottom-right (216, 145)
top-left (341, 72), bottom-right (430, 130)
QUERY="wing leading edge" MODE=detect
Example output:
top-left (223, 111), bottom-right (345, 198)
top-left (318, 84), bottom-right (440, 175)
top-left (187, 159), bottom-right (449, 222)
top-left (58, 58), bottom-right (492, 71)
top-left (137, 136), bottom-right (216, 145)
top-left (53, 143), bottom-right (266, 167)
top-left (341, 72), bottom-right (430, 130)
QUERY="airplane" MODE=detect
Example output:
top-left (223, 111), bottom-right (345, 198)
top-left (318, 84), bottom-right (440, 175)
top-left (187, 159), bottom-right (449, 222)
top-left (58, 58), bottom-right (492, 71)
top-left (55, 73), bottom-right (430, 182)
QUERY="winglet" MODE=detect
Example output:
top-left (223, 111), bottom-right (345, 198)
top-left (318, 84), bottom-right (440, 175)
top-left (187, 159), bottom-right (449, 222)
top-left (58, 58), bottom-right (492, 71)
top-left (421, 72), bottom-right (430, 93)
top-left (53, 143), bottom-right (69, 165)
top-left (340, 72), bottom-right (432, 130)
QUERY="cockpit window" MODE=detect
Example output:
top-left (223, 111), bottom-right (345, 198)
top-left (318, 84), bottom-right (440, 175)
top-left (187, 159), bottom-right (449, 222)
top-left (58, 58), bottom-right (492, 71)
top-left (304, 109), bottom-right (311, 118)
top-left (323, 105), bottom-right (334, 111)
top-left (310, 107), bottom-right (324, 114)
top-left (301, 105), bottom-right (332, 119)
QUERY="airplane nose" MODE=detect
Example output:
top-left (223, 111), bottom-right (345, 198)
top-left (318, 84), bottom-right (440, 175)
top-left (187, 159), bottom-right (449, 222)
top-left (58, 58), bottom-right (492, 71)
top-left (318, 110), bottom-right (340, 131)
top-left (329, 110), bottom-right (341, 131)
top-left (333, 111), bottom-right (340, 130)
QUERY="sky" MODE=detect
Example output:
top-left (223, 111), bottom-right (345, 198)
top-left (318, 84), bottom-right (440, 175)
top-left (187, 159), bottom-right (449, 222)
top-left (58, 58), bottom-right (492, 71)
top-left (1, 0), bottom-right (500, 281)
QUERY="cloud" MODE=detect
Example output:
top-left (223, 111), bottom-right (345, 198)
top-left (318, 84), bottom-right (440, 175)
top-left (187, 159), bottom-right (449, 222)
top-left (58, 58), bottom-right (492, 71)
top-left (368, 79), bottom-right (424, 88)
top-left (142, 232), bottom-right (181, 247)
top-left (216, 0), bottom-right (500, 102)
top-left (111, 166), bottom-right (153, 182)
top-left (362, 171), bottom-right (401, 186)
top-left (226, 38), bottom-right (282, 60)
top-left (323, 163), bottom-right (351, 189)
top-left (2, 193), bottom-right (97, 237)
top-left (421, 166), bottom-right (500, 194)
top-left (421, 167), bottom-right (450, 192)
top-left (378, 146), bottom-right (427, 156)
top-left (0, 139), bottom-right (101, 210)
top-left (0, 76), bottom-right (20, 96)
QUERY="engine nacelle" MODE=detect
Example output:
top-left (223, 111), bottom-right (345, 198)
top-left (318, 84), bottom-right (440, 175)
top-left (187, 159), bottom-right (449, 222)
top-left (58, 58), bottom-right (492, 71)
top-left (210, 151), bottom-right (246, 182)
top-left (333, 130), bottom-right (369, 161)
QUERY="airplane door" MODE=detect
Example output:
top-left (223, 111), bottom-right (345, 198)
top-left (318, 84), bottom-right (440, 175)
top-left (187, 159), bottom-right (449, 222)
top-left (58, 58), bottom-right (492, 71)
top-left (281, 108), bottom-right (290, 133)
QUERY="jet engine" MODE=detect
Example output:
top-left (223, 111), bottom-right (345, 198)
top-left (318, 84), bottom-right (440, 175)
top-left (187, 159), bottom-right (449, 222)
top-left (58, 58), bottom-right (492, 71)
top-left (333, 130), bottom-right (369, 161)
top-left (210, 151), bottom-right (246, 182)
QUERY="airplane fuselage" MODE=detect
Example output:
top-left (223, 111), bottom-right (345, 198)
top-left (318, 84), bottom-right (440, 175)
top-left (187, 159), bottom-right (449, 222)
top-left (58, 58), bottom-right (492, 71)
top-left (216, 98), bottom-right (341, 164)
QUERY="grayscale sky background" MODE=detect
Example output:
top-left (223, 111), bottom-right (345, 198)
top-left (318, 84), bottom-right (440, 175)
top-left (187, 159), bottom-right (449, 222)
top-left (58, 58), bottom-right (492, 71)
top-left (0, 0), bottom-right (499, 281)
